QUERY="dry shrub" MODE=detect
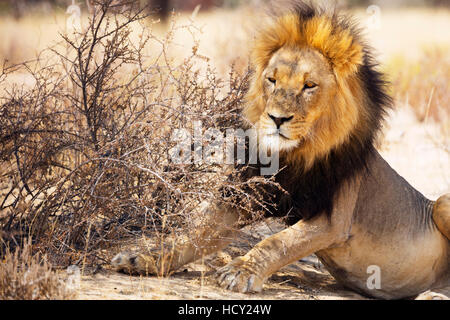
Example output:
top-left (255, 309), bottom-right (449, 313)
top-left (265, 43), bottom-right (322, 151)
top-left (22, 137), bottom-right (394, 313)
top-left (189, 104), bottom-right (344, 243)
top-left (0, 0), bottom-right (273, 270)
top-left (0, 239), bottom-right (74, 300)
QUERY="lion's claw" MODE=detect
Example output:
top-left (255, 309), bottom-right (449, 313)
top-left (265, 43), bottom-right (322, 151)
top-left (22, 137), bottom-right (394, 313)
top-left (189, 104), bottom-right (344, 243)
top-left (214, 257), bottom-right (264, 293)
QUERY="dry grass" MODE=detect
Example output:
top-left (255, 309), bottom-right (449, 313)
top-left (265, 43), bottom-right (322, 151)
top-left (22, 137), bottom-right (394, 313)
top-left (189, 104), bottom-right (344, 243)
top-left (388, 47), bottom-right (450, 133)
top-left (0, 239), bottom-right (74, 300)
top-left (385, 47), bottom-right (450, 159)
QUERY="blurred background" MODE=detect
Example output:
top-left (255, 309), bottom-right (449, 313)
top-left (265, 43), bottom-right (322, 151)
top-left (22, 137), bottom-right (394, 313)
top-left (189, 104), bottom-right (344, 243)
top-left (0, 0), bottom-right (449, 20)
top-left (0, 0), bottom-right (449, 62)
top-left (1, 0), bottom-right (449, 20)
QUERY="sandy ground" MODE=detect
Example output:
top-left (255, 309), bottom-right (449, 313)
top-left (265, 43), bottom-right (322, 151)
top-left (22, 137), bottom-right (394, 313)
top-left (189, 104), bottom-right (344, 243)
top-left (70, 106), bottom-right (449, 300)
top-left (74, 221), bottom-right (368, 300)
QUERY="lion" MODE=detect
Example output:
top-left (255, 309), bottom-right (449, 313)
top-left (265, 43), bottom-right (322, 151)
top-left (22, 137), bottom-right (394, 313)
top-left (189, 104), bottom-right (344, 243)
top-left (112, 2), bottom-right (450, 299)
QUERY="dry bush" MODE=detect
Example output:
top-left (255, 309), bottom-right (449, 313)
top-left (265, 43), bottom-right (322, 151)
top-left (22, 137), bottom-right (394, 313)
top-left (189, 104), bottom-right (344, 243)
top-left (0, 239), bottom-right (73, 300)
top-left (0, 0), bottom-right (273, 271)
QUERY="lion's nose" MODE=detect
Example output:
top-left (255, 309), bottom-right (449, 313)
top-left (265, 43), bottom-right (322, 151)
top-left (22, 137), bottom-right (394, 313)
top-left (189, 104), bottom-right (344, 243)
top-left (268, 114), bottom-right (293, 129)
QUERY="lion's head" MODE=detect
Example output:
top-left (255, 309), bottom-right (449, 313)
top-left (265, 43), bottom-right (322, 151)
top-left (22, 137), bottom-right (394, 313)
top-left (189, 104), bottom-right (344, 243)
top-left (244, 2), bottom-right (391, 170)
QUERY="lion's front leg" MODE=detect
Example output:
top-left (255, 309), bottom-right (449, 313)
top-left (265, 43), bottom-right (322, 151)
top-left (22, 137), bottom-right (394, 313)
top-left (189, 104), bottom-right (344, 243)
top-left (215, 214), bottom-right (343, 293)
top-left (112, 202), bottom-right (242, 276)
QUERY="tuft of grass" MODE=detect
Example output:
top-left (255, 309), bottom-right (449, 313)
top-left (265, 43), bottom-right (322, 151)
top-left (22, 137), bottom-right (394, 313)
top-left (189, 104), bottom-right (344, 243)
top-left (0, 239), bottom-right (74, 300)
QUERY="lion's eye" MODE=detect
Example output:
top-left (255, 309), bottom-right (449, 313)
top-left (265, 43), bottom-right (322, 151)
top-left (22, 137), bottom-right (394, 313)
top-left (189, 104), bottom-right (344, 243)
top-left (267, 77), bottom-right (276, 84)
top-left (303, 82), bottom-right (317, 90)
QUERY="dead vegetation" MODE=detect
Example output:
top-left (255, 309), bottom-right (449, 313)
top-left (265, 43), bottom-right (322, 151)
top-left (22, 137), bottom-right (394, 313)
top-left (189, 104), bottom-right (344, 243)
top-left (0, 0), bottom-right (273, 290)
top-left (0, 239), bottom-right (74, 300)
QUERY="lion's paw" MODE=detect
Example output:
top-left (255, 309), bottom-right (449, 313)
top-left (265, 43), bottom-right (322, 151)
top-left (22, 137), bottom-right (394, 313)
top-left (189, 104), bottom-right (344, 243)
top-left (415, 290), bottom-right (449, 300)
top-left (214, 257), bottom-right (265, 293)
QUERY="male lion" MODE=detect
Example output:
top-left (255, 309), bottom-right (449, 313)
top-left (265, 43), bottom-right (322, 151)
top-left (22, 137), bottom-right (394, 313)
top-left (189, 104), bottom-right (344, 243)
top-left (112, 2), bottom-right (449, 299)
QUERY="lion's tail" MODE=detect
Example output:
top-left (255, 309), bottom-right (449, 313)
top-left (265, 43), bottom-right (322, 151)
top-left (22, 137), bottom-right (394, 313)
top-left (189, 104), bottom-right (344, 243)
top-left (433, 193), bottom-right (450, 240)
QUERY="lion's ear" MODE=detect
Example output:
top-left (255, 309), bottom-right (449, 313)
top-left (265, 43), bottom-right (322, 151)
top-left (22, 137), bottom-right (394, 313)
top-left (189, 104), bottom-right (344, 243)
top-left (304, 17), bottom-right (364, 77)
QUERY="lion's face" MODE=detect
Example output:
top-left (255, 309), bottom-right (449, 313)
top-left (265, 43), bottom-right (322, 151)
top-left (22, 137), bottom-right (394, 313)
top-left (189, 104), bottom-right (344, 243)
top-left (243, 13), bottom-right (379, 169)
top-left (256, 46), bottom-right (338, 152)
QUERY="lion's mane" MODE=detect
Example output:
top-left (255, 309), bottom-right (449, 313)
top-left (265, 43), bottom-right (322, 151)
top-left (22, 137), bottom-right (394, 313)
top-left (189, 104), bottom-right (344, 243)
top-left (241, 2), bottom-right (392, 223)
